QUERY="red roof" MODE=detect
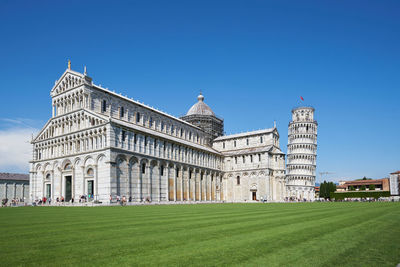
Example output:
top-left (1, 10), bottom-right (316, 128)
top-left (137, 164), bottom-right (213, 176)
top-left (342, 178), bottom-right (388, 186)
top-left (390, 171), bottom-right (400, 175)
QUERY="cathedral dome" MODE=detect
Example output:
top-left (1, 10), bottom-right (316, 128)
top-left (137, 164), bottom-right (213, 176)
top-left (186, 93), bottom-right (215, 116)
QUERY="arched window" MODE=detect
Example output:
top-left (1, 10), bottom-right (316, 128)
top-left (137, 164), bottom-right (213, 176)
top-left (46, 173), bottom-right (51, 180)
top-left (64, 163), bottom-right (72, 170)
top-left (237, 176), bottom-right (240, 185)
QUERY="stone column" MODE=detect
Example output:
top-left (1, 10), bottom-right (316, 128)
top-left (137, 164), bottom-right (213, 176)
top-left (200, 172), bottom-right (204, 201)
top-left (13, 183), bottom-right (16, 199)
top-left (158, 165), bottom-right (162, 202)
top-left (181, 167), bottom-right (187, 201)
top-left (172, 165), bottom-right (177, 201)
top-left (29, 172), bottom-right (33, 202)
top-left (50, 170), bottom-right (55, 200)
top-left (146, 165), bottom-right (151, 201)
top-left (4, 183), bottom-right (7, 200)
top-left (72, 167), bottom-right (76, 200)
top-left (265, 172), bottom-right (270, 201)
top-left (94, 164), bottom-right (98, 202)
top-left (208, 173), bottom-right (212, 201)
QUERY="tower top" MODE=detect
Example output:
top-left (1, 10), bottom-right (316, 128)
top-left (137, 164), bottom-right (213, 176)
top-left (291, 106), bottom-right (315, 122)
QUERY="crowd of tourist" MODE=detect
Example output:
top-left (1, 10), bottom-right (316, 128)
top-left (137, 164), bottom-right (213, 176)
top-left (1, 198), bottom-right (26, 207)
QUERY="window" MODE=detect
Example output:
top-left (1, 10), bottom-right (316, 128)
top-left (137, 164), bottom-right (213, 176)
top-left (189, 132), bottom-right (192, 140)
top-left (176, 168), bottom-right (180, 177)
top-left (136, 112), bottom-right (140, 123)
top-left (154, 139), bottom-right (157, 149)
top-left (120, 107), bottom-right (124, 118)
top-left (134, 133), bottom-right (137, 144)
top-left (171, 125), bottom-right (174, 134)
top-left (237, 176), bottom-right (240, 185)
top-left (223, 142), bottom-right (225, 149)
top-left (145, 136), bottom-right (147, 146)
top-left (149, 117), bottom-right (153, 127)
top-left (102, 100), bottom-right (107, 112)
top-left (235, 157), bottom-right (238, 164)
top-left (258, 154), bottom-right (261, 162)
top-left (180, 129), bottom-right (183, 137)
top-left (161, 122), bottom-right (164, 131)
top-left (160, 166), bottom-right (164, 176)
top-left (246, 139), bottom-right (249, 145)
top-left (260, 136), bottom-right (263, 143)
top-left (122, 130), bottom-right (126, 141)
top-left (250, 155), bottom-right (253, 163)
top-left (243, 156), bottom-right (245, 163)
top-left (142, 163), bottom-right (146, 174)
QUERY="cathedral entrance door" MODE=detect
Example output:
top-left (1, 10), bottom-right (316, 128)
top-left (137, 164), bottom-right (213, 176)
top-left (252, 191), bottom-right (257, 201)
top-left (65, 176), bottom-right (72, 202)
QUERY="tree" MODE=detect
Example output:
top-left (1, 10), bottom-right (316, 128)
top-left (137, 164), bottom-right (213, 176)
top-left (360, 185), bottom-right (366, 191)
top-left (319, 181), bottom-right (336, 199)
top-left (369, 184), bottom-right (375, 190)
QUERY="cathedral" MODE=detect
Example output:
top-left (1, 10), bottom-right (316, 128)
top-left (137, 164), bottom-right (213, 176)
top-left (29, 64), bottom-right (317, 203)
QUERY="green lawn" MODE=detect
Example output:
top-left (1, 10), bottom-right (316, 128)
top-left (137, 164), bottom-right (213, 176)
top-left (0, 202), bottom-right (399, 266)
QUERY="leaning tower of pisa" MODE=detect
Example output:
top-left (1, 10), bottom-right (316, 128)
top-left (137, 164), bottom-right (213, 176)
top-left (286, 107), bottom-right (318, 201)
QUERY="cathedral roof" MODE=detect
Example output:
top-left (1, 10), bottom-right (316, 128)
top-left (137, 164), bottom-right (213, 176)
top-left (186, 93), bottom-right (215, 116)
top-left (213, 128), bottom-right (277, 141)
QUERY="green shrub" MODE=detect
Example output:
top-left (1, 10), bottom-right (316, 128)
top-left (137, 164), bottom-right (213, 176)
top-left (349, 186), bottom-right (355, 191)
top-left (369, 184), bottom-right (375, 190)
top-left (330, 191), bottom-right (390, 200)
top-left (360, 185), bottom-right (366, 191)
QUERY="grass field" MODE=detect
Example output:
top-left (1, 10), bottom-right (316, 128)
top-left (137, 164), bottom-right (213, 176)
top-left (0, 202), bottom-right (399, 266)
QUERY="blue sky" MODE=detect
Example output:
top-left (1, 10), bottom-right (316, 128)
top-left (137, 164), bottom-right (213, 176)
top-left (0, 0), bottom-right (399, 181)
